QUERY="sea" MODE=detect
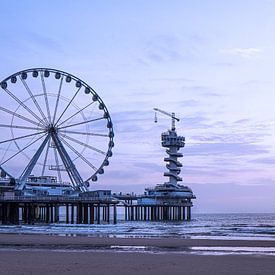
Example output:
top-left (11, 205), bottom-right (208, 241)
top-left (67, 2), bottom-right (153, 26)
top-left (1, 213), bottom-right (275, 240)
top-left (1, 213), bottom-right (275, 255)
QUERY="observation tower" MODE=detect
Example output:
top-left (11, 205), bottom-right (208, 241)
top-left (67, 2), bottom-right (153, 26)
top-left (136, 108), bottom-right (196, 221)
top-left (160, 109), bottom-right (185, 187)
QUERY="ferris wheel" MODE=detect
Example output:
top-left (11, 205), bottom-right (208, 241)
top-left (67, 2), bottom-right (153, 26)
top-left (0, 68), bottom-right (114, 192)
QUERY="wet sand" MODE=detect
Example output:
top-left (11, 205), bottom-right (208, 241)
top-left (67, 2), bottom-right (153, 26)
top-left (0, 234), bottom-right (275, 274)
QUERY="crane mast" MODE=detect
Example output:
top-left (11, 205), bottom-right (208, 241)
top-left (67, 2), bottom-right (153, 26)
top-left (153, 108), bottom-right (179, 131)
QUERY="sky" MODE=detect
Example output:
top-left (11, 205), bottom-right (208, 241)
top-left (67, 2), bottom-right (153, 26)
top-left (1, 0), bottom-right (275, 213)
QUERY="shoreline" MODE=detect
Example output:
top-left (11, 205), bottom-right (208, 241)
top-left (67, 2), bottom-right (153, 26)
top-left (0, 234), bottom-right (275, 274)
top-left (1, 233), bottom-right (275, 247)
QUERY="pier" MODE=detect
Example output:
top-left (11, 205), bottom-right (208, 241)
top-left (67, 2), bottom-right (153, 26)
top-left (0, 69), bottom-right (196, 226)
top-left (0, 192), bottom-right (194, 225)
top-left (0, 195), bottom-right (118, 225)
top-left (123, 205), bottom-right (192, 221)
top-left (115, 194), bottom-right (193, 221)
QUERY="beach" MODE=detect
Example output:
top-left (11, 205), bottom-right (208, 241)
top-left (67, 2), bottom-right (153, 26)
top-left (0, 234), bottom-right (275, 275)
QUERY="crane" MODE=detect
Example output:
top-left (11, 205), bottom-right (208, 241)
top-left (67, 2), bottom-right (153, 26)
top-left (154, 108), bottom-right (180, 131)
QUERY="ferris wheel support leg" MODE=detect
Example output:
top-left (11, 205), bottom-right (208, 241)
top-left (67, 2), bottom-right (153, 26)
top-left (16, 135), bottom-right (51, 190)
top-left (51, 132), bottom-right (87, 192)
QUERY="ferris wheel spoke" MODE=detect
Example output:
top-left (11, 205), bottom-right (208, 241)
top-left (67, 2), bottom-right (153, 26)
top-left (53, 147), bottom-right (62, 183)
top-left (20, 77), bottom-right (49, 124)
top-left (41, 137), bottom-right (51, 176)
top-left (40, 72), bottom-right (52, 123)
top-left (0, 133), bottom-right (47, 166)
top-left (2, 87), bottom-right (47, 126)
top-left (58, 129), bottom-right (108, 137)
top-left (52, 76), bottom-right (64, 125)
top-left (59, 136), bottom-right (97, 171)
top-left (0, 130), bottom-right (46, 145)
top-left (54, 86), bottom-right (82, 126)
top-left (58, 117), bottom-right (104, 130)
top-left (0, 141), bottom-right (12, 164)
top-left (0, 106), bottom-right (42, 127)
top-left (57, 100), bottom-right (95, 127)
top-left (60, 133), bottom-right (106, 155)
top-left (0, 124), bottom-right (42, 131)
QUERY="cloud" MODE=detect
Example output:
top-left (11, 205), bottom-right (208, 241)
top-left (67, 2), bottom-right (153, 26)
top-left (177, 100), bottom-right (199, 107)
top-left (150, 77), bottom-right (194, 83)
top-left (190, 131), bottom-right (267, 144)
top-left (185, 142), bottom-right (269, 157)
top-left (25, 32), bottom-right (62, 52)
top-left (141, 33), bottom-right (202, 64)
top-left (220, 47), bottom-right (262, 58)
top-left (249, 157), bottom-right (275, 164)
top-left (212, 62), bottom-right (235, 67)
top-left (181, 85), bottom-right (222, 98)
top-left (145, 34), bottom-right (183, 63)
top-left (234, 119), bottom-right (251, 124)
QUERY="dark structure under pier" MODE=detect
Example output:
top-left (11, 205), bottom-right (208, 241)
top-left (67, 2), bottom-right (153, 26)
top-left (115, 193), bottom-right (193, 222)
top-left (0, 195), bottom-right (118, 225)
top-left (123, 204), bottom-right (192, 221)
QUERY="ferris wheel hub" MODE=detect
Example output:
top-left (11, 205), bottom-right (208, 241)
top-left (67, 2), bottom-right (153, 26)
top-left (47, 124), bottom-right (57, 134)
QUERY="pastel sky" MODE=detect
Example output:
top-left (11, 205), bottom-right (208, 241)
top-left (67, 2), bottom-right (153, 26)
top-left (1, 0), bottom-right (275, 213)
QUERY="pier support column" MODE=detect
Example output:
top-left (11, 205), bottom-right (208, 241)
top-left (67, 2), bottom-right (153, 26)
top-left (187, 207), bottom-right (191, 221)
top-left (137, 206), bottom-right (140, 221)
top-left (144, 206), bottom-right (147, 221)
top-left (50, 204), bottom-right (54, 223)
top-left (124, 206), bottom-right (127, 221)
top-left (54, 205), bottom-right (59, 223)
top-left (23, 204), bottom-right (27, 223)
top-left (113, 204), bottom-right (117, 224)
top-left (182, 206), bottom-right (186, 221)
top-left (13, 203), bottom-right (19, 224)
top-left (1, 203), bottom-right (7, 224)
top-left (27, 203), bottom-right (34, 224)
top-left (0, 204), bottom-right (2, 223)
top-left (156, 207), bottom-right (160, 221)
top-left (66, 204), bottom-right (69, 224)
top-left (83, 204), bottom-right (88, 224)
top-left (71, 204), bottom-right (74, 224)
top-left (130, 206), bottom-right (134, 221)
top-left (89, 204), bottom-right (94, 224)
top-left (77, 203), bottom-right (83, 224)
top-left (45, 204), bottom-right (50, 224)
top-left (107, 205), bottom-right (110, 223)
top-left (178, 207), bottom-right (182, 221)
top-left (163, 206), bottom-right (168, 220)
top-left (97, 204), bottom-right (100, 224)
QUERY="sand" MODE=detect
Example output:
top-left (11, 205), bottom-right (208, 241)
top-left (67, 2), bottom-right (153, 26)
top-left (0, 234), bottom-right (274, 275)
